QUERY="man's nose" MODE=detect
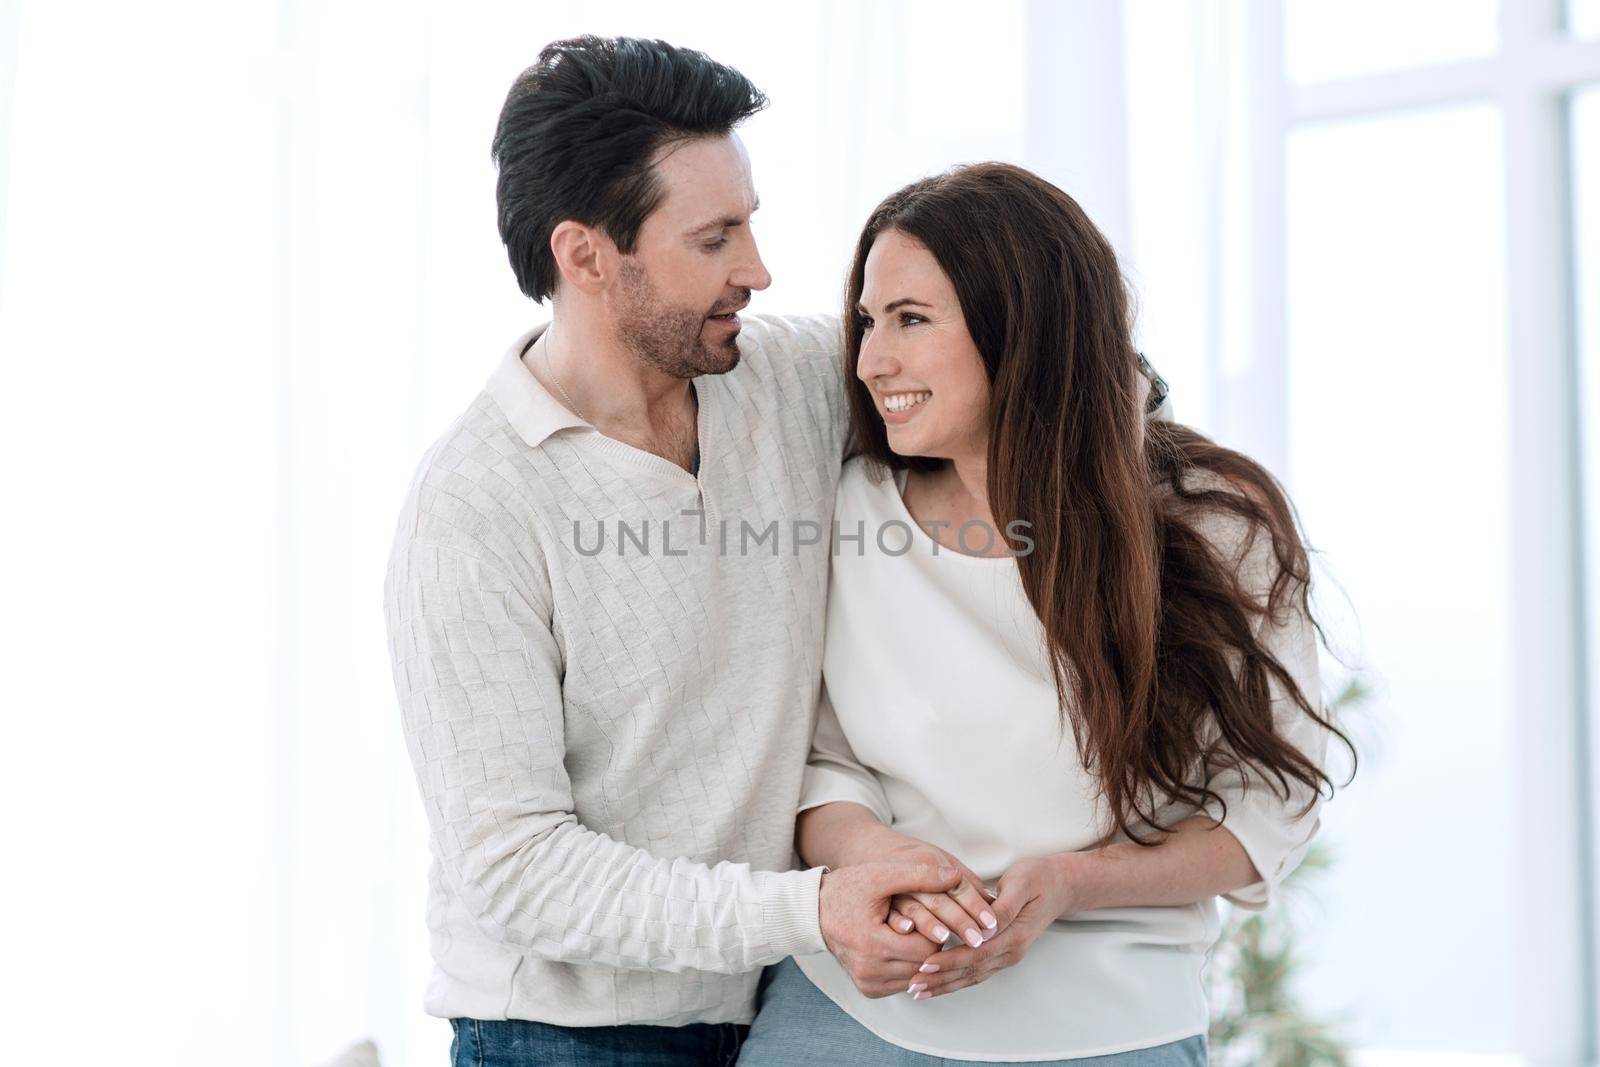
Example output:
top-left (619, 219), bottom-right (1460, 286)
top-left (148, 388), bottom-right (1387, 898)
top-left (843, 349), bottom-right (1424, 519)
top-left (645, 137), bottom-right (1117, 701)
top-left (734, 233), bottom-right (772, 292)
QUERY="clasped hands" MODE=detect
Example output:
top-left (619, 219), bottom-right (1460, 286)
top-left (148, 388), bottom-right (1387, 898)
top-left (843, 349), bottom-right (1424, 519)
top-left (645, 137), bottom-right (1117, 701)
top-left (816, 832), bottom-right (1077, 1002)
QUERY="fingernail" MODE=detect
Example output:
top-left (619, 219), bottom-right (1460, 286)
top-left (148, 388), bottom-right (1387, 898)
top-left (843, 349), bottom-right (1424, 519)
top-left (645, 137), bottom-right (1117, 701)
top-left (981, 911), bottom-right (997, 930)
top-left (919, 963), bottom-right (939, 973)
top-left (898, 918), bottom-right (913, 932)
top-left (908, 982), bottom-right (927, 994)
top-left (938, 866), bottom-right (956, 880)
top-left (932, 924), bottom-right (950, 942)
top-left (913, 990), bottom-right (930, 1001)
top-left (965, 928), bottom-right (983, 948)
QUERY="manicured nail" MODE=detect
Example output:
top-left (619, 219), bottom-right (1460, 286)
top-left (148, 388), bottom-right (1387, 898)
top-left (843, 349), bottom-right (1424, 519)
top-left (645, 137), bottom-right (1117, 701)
top-left (908, 982), bottom-right (927, 994)
top-left (964, 928), bottom-right (983, 948)
top-left (938, 866), bottom-right (956, 879)
top-left (919, 962), bottom-right (939, 973)
top-left (981, 911), bottom-right (997, 930)
top-left (913, 990), bottom-right (930, 1001)
top-left (897, 917), bottom-right (913, 932)
top-left (932, 924), bottom-right (950, 942)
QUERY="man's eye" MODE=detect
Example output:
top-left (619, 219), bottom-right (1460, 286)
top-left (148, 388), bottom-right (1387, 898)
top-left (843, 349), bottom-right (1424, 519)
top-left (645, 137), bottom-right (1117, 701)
top-left (703, 237), bottom-right (728, 252)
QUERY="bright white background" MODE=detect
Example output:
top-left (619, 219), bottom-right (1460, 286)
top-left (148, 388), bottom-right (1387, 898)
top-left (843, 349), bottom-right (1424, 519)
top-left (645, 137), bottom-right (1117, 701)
top-left (2, 2), bottom-right (1597, 1065)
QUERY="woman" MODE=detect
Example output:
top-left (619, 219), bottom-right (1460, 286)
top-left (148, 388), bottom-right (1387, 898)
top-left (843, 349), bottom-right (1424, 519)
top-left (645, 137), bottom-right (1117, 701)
top-left (737, 163), bottom-right (1354, 1065)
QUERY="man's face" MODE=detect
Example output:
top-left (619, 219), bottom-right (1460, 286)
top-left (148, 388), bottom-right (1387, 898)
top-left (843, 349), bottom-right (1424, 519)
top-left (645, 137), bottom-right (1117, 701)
top-left (609, 133), bottom-right (771, 378)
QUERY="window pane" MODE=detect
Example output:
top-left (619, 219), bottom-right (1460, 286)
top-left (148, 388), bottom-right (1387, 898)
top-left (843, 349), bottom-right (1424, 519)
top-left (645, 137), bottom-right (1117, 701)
top-left (1572, 0), bottom-right (1600, 37)
top-left (1573, 84), bottom-right (1600, 1037)
top-left (1284, 106), bottom-right (1513, 1052)
top-left (1285, 0), bottom-right (1498, 84)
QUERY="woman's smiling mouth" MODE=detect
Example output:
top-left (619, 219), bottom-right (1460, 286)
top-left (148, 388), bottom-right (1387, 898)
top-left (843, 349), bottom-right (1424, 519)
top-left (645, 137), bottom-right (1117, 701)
top-left (883, 390), bottom-right (931, 413)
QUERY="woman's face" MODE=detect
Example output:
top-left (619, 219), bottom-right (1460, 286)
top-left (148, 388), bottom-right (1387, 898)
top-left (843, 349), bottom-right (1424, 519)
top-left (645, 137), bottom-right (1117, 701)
top-left (855, 229), bottom-right (990, 464)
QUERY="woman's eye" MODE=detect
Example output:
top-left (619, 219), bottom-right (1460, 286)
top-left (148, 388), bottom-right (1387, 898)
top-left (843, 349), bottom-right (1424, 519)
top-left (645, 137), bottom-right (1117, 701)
top-left (899, 312), bottom-right (925, 326)
top-left (858, 318), bottom-right (874, 332)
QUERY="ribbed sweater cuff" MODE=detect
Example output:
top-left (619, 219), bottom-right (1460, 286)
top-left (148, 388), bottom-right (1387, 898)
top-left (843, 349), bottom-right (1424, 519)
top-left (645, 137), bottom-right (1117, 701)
top-left (762, 866), bottom-right (827, 958)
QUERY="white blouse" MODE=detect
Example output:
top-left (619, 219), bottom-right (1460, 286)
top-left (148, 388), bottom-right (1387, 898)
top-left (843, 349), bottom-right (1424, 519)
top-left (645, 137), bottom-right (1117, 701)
top-left (792, 458), bottom-right (1331, 1061)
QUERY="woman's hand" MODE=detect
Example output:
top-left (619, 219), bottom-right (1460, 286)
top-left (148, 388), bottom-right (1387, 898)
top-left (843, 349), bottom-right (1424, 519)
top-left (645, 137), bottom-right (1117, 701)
top-left (793, 803), bottom-right (999, 957)
top-left (875, 835), bottom-right (1002, 951)
top-left (905, 853), bottom-right (1079, 1000)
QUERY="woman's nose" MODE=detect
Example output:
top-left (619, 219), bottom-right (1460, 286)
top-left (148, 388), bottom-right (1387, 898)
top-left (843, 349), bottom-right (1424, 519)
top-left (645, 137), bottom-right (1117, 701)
top-left (857, 328), bottom-right (897, 381)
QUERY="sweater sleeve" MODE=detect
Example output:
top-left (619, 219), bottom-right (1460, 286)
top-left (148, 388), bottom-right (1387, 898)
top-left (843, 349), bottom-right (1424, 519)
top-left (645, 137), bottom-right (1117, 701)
top-left (805, 312), bottom-right (853, 463)
top-left (384, 530), bottom-right (826, 973)
top-left (768, 311), bottom-right (852, 463)
top-left (1194, 512), bottom-right (1331, 912)
top-left (798, 681), bottom-right (895, 825)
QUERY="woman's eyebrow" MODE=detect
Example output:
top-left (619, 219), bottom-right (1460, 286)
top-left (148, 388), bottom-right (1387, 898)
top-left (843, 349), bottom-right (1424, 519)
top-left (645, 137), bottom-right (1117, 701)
top-left (854, 297), bottom-right (933, 315)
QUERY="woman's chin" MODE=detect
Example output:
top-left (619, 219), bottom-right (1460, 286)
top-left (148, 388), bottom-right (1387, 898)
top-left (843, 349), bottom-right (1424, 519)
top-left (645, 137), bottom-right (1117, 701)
top-left (883, 423), bottom-right (939, 458)
top-left (885, 420), bottom-right (932, 442)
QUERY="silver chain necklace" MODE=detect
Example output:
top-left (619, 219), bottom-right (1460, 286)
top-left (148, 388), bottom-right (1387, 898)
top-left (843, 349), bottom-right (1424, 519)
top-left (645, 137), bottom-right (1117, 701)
top-left (539, 335), bottom-right (697, 473)
top-left (541, 339), bottom-right (587, 423)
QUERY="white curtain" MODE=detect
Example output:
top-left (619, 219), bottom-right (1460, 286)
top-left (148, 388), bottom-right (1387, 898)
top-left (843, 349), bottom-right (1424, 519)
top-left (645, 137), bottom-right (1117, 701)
top-left (1122, 0), bottom-right (1263, 451)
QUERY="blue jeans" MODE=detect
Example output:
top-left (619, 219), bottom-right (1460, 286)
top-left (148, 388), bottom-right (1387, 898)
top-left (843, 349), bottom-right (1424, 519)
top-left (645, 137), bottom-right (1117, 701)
top-left (736, 957), bottom-right (1208, 1066)
top-left (449, 1016), bottom-right (748, 1066)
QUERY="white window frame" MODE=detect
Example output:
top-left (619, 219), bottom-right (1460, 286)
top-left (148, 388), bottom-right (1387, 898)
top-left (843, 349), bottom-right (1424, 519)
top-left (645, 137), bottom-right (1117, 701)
top-left (1229, 2), bottom-right (1600, 1063)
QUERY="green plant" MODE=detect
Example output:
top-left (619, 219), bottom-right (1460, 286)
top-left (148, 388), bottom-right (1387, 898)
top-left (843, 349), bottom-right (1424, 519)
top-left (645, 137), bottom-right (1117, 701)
top-left (1205, 676), bottom-right (1368, 1067)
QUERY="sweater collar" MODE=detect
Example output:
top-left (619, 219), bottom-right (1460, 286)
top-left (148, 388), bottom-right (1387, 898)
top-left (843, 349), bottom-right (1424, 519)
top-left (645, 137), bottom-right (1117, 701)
top-left (488, 322), bottom-right (593, 449)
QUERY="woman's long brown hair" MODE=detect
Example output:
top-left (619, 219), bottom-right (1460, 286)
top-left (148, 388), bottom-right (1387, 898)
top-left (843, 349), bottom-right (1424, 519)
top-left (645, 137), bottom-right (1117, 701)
top-left (842, 163), bottom-right (1356, 845)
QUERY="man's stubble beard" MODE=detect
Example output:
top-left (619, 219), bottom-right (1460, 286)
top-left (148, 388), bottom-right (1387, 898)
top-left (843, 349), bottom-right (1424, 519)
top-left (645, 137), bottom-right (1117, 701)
top-left (615, 258), bottom-right (743, 379)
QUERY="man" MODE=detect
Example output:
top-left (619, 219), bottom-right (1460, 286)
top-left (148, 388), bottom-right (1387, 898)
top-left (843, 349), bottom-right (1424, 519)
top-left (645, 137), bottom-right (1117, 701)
top-left (383, 36), bottom-right (968, 1065)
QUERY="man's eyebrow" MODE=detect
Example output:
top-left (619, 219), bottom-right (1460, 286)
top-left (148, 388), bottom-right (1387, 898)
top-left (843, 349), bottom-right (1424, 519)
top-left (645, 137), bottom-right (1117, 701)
top-left (854, 297), bottom-right (933, 316)
top-left (685, 198), bottom-right (761, 237)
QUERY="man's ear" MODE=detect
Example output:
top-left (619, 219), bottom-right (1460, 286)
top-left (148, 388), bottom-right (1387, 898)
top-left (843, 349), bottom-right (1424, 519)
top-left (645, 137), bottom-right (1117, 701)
top-left (549, 220), bottom-right (617, 296)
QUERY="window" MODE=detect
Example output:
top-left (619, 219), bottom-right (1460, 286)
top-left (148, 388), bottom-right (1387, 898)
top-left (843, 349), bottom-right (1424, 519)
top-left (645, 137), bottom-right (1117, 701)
top-left (1285, 0), bottom-right (1498, 83)
top-left (1285, 104), bottom-right (1515, 1049)
top-left (1573, 0), bottom-right (1600, 38)
top-left (1128, 2), bottom-right (1600, 1060)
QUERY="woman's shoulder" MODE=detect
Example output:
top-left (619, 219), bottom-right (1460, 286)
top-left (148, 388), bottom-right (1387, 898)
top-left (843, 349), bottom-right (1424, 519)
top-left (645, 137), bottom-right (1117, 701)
top-left (1169, 465), bottom-right (1258, 541)
top-left (833, 457), bottom-right (926, 571)
top-left (837, 454), bottom-right (899, 509)
top-left (1166, 465), bottom-right (1299, 604)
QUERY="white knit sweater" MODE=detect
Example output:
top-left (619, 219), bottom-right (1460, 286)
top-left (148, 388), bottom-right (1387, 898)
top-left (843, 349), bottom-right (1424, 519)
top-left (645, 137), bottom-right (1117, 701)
top-left (383, 313), bottom-right (849, 1026)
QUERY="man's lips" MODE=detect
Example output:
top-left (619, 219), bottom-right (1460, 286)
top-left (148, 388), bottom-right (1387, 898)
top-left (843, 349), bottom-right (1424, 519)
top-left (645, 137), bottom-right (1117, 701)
top-left (708, 296), bottom-right (750, 319)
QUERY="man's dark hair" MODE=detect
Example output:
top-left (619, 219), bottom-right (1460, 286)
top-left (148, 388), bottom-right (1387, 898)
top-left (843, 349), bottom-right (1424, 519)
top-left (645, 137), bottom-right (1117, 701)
top-left (491, 36), bottom-right (768, 302)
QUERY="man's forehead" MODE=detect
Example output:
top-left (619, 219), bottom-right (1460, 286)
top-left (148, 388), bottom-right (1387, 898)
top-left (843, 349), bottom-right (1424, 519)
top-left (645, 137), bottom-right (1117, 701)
top-left (650, 134), bottom-right (758, 227)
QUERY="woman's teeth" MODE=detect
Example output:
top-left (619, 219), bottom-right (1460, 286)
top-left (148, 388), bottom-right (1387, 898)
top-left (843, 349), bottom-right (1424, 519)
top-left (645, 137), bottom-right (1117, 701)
top-left (884, 391), bottom-right (931, 413)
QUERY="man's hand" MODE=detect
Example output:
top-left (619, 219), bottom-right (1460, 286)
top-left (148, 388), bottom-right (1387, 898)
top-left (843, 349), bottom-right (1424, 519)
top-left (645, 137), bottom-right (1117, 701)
top-left (818, 863), bottom-right (964, 998)
top-left (878, 838), bottom-right (1003, 951)
top-left (906, 854), bottom-right (1078, 1000)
